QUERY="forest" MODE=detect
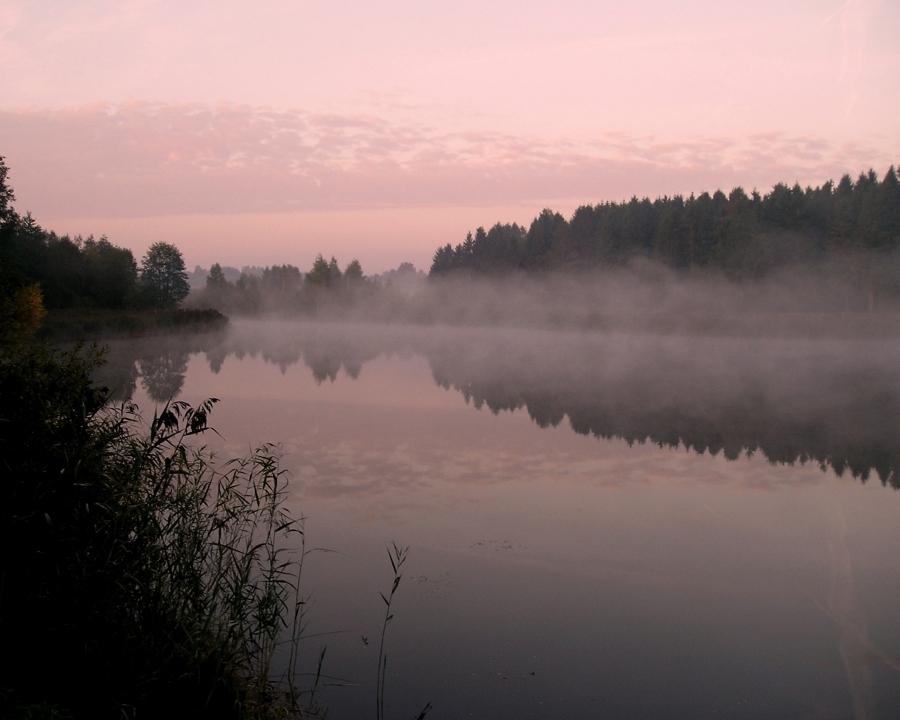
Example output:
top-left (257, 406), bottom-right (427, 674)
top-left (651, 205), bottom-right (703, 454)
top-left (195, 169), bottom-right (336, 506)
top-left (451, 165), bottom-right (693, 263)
top-left (7, 154), bottom-right (900, 327)
top-left (0, 153), bottom-right (422, 326)
top-left (0, 194), bottom-right (187, 314)
top-left (430, 168), bottom-right (900, 282)
top-left (184, 259), bottom-right (431, 321)
top-left (187, 165), bottom-right (900, 322)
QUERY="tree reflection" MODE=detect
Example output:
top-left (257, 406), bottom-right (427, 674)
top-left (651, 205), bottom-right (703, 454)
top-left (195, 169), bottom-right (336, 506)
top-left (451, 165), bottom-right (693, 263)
top-left (205, 345), bottom-right (228, 374)
top-left (139, 349), bottom-right (189, 402)
top-left (94, 322), bottom-right (900, 488)
top-left (307, 354), bottom-right (341, 384)
top-left (90, 331), bottom-right (225, 402)
top-left (91, 342), bottom-right (139, 402)
top-left (427, 338), bottom-right (900, 488)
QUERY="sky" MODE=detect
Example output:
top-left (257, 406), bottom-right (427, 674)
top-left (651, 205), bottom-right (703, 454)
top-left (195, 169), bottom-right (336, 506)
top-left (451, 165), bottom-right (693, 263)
top-left (0, 0), bottom-right (898, 273)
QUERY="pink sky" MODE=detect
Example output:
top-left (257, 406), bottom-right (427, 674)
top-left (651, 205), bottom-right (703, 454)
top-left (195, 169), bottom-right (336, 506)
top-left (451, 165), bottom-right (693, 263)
top-left (1, 0), bottom-right (898, 272)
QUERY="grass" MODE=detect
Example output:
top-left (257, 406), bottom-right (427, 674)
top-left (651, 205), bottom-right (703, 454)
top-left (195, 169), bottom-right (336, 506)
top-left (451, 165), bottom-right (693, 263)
top-left (0, 342), bottom-right (319, 719)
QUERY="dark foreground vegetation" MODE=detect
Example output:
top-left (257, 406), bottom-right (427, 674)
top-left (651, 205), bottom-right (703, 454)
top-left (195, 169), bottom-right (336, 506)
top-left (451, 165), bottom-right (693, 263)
top-left (0, 340), bottom-right (318, 719)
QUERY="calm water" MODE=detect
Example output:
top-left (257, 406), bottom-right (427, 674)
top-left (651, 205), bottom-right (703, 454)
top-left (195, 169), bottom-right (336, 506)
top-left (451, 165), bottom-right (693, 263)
top-left (99, 320), bottom-right (900, 719)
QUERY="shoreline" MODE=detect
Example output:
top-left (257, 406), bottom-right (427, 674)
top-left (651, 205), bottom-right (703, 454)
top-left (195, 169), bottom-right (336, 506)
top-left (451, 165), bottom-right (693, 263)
top-left (35, 307), bottom-right (229, 341)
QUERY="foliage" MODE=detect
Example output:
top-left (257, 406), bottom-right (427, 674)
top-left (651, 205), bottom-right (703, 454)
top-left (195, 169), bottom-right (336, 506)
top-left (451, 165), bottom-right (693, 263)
top-left (305, 255), bottom-right (342, 288)
top-left (0, 282), bottom-right (45, 344)
top-left (344, 259), bottom-right (364, 284)
top-left (376, 543), bottom-right (407, 720)
top-left (1, 218), bottom-right (140, 310)
top-left (141, 241), bottom-right (191, 308)
top-left (263, 265), bottom-right (304, 294)
top-left (83, 236), bottom-right (139, 307)
top-left (374, 543), bottom-right (429, 720)
top-left (0, 342), bottom-right (317, 719)
top-left (207, 262), bottom-right (229, 289)
top-left (0, 155), bottom-right (14, 221)
top-left (0, 152), bottom-right (404, 323)
top-left (0, 157), bottom-right (141, 312)
top-left (429, 167), bottom-right (900, 285)
top-left (195, 256), bottom-right (375, 316)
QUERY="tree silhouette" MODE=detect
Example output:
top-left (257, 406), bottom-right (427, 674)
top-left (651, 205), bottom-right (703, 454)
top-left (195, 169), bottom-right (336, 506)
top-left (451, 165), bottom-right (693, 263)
top-left (140, 242), bottom-right (190, 308)
top-left (206, 263), bottom-right (228, 290)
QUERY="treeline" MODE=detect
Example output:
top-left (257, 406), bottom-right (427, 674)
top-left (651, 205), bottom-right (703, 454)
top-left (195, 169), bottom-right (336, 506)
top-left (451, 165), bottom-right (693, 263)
top-left (0, 153), bottom-right (430, 326)
top-left (0, 156), bottom-right (196, 322)
top-left (2, 220), bottom-right (140, 309)
top-left (431, 168), bottom-right (900, 279)
top-left (198, 255), bottom-right (362, 314)
top-left (190, 257), bottom-right (425, 316)
top-left (0, 222), bottom-right (190, 311)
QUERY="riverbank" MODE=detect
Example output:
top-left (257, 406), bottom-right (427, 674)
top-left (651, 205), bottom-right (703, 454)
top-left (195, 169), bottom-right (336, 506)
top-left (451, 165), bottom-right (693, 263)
top-left (36, 307), bottom-right (229, 340)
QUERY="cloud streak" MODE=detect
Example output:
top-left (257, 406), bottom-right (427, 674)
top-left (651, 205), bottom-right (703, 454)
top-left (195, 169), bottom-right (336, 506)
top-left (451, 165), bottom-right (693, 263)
top-left (0, 102), bottom-right (895, 219)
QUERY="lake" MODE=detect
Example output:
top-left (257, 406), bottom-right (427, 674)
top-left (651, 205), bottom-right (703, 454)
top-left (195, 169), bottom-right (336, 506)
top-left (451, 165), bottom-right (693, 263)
top-left (98, 319), bottom-right (900, 719)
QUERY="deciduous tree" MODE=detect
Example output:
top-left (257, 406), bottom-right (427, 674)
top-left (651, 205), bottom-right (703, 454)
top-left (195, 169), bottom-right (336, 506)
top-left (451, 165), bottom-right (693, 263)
top-left (140, 242), bottom-right (190, 308)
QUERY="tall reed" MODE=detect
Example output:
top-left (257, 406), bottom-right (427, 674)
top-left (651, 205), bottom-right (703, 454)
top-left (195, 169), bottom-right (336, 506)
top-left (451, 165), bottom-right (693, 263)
top-left (374, 544), bottom-right (431, 720)
top-left (376, 543), bottom-right (408, 720)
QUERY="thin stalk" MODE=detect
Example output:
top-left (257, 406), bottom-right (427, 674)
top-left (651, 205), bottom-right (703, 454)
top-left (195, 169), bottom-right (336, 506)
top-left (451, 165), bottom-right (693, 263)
top-left (376, 542), bottom-right (407, 720)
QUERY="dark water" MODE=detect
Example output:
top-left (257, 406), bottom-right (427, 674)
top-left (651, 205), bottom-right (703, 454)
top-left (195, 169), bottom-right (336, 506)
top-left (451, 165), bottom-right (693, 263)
top-left (98, 320), bottom-right (900, 719)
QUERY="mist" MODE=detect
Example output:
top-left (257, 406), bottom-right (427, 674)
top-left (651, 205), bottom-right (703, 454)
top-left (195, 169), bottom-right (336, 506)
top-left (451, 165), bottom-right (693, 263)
top-left (93, 316), bottom-right (900, 489)
top-left (179, 248), bottom-right (900, 342)
top-left (404, 254), bottom-right (900, 332)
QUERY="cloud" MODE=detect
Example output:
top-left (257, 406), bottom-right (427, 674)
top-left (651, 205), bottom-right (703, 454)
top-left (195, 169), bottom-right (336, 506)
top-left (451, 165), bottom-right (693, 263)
top-left (0, 102), bottom-right (895, 218)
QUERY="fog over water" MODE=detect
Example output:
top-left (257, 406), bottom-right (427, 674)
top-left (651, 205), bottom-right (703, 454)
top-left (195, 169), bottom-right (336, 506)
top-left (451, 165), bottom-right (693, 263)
top-left (184, 252), bottom-right (900, 329)
top-left (412, 258), bottom-right (900, 327)
top-left (91, 310), bottom-right (900, 719)
top-left (98, 316), bottom-right (900, 487)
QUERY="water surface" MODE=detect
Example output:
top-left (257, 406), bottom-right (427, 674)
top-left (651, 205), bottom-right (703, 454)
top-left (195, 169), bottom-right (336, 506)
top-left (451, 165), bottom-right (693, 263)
top-left (100, 320), bottom-right (900, 719)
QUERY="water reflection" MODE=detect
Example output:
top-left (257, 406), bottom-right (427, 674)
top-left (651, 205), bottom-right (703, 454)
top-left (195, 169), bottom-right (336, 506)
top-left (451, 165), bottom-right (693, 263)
top-left (139, 350), bottom-right (189, 402)
top-left (95, 321), bottom-right (900, 487)
top-left (92, 332), bottom-right (225, 402)
top-left (88, 320), bottom-right (900, 719)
